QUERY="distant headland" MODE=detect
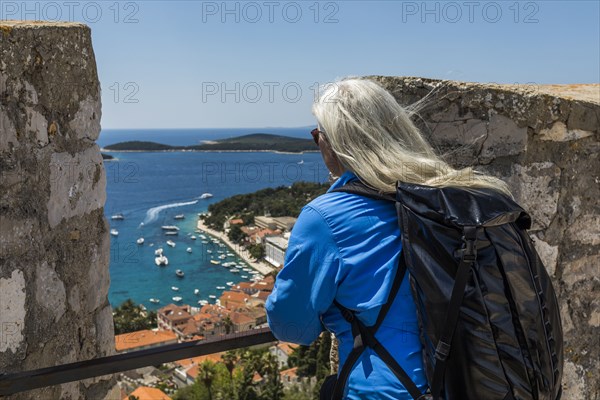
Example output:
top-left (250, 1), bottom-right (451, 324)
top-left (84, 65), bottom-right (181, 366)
top-left (101, 133), bottom-right (319, 153)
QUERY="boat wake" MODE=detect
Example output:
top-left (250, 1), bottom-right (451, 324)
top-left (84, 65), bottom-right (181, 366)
top-left (143, 199), bottom-right (199, 225)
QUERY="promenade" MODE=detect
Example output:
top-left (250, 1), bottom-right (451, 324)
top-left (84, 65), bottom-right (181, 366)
top-left (196, 217), bottom-right (276, 276)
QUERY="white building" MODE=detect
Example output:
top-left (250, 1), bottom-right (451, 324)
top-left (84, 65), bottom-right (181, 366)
top-left (264, 235), bottom-right (288, 268)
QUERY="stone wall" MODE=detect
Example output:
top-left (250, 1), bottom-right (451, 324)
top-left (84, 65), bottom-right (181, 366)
top-left (372, 76), bottom-right (599, 399)
top-left (0, 21), bottom-right (118, 399)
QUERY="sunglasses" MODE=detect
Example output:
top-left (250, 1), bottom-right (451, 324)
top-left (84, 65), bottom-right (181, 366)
top-left (311, 128), bottom-right (324, 145)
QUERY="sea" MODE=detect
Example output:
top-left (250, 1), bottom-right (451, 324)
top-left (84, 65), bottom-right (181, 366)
top-left (99, 128), bottom-right (329, 311)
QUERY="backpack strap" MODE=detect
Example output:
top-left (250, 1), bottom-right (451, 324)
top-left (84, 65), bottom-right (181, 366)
top-left (429, 225), bottom-right (478, 400)
top-left (330, 256), bottom-right (427, 400)
top-left (330, 180), bottom-right (396, 202)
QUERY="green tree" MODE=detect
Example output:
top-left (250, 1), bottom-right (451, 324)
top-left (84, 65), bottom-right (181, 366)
top-left (248, 244), bottom-right (265, 260)
top-left (228, 224), bottom-right (248, 244)
top-left (199, 361), bottom-right (218, 400)
top-left (260, 353), bottom-right (284, 400)
top-left (113, 299), bottom-right (156, 334)
top-left (222, 316), bottom-right (234, 334)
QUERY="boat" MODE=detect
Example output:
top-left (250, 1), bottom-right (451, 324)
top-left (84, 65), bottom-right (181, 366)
top-left (194, 289), bottom-right (200, 295)
top-left (171, 286), bottom-right (179, 291)
top-left (161, 225), bottom-right (180, 231)
top-left (198, 300), bottom-right (208, 306)
top-left (230, 268), bottom-right (240, 273)
top-left (241, 275), bottom-right (248, 279)
top-left (206, 250), bottom-right (212, 254)
top-left (167, 240), bottom-right (176, 248)
top-left (226, 281), bottom-right (234, 286)
top-left (208, 295), bottom-right (216, 299)
top-left (216, 286), bottom-right (225, 290)
top-left (149, 298), bottom-right (160, 304)
top-left (191, 235), bottom-right (196, 240)
top-left (297, 160), bottom-right (304, 165)
top-left (175, 269), bottom-right (184, 278)
top-left (174, 214), bottom-right (185, 220)
top-left (210, 260), bottom-right (220, 265)
top-left (186, 247), bottom-right (192, 253)
top-left (155, 255), bottom-right (168, 266)
top-left (154, 248), bottom-right (164, 256)
top-left (172, 296), bottom-right (182, 302)
top-left (249, 271), bottom-right (259, 275)
top-left (218, 255), bottom-right (226, 260)
top-left (199, 193), bottom-right (213, 199)
top-left (164, 231), bottom-right (178, 236)
top-left (110, 213), bottom-right (124, 220)
top-left (110, 229), bottom-right (119, 236)
top-left (242, 268), bottom-right (251, 272)
top-left (199, 235), bottom-right (207, 239)
top-left (226, 253), bottom-right (234, 257)
top-left (201, 240), bottom-right (209, 244)
top-left (136, 237), bottom-right (144, 245)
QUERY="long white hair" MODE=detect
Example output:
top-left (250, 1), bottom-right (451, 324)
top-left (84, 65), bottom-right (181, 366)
top-left (311, 77), bottom-right (513, 197)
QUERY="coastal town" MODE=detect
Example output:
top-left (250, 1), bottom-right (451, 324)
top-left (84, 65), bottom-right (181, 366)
top-left (114, 213), bottom-right (317, 399)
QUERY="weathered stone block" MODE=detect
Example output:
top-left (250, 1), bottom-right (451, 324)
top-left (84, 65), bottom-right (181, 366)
top-left (47, 145), bottom-right (107, 228)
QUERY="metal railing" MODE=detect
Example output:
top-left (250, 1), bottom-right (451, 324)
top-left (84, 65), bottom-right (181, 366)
top-left (0, 327), bottom-right (276, 396)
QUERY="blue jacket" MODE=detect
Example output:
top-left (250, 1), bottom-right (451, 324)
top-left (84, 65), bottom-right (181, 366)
top-left (266, 171), bottom-right (428, 399)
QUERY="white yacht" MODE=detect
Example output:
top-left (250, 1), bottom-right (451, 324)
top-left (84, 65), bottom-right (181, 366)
top-left (194, 288), bottom-right (200, 295)
top-left (186, 247), bottom-right (192, 253)
top-left (226, 281), bottom-right (234, 286)
top-left (216, 286), bottom-right (225, 290)
top-left (190, 235), bottom-right (197, 240)
top-left (172, 296), bottom-right (182, 302)
top-left (154, 248), bottom-right (164, 256)
top-left (198, 300), bottom-right (208, 306)
top-left (110, 213), bottom-right (124, 220)
top-left (167, 240), bottom-right (176, 248)
top-left (149, 298), bottom-right (160, 304)
top-left (199, 193), bottom-right (213, 199)
top-left (175, 269), bottom-right (184, 278)
top-left (164, 231), bottom-right (178, 236)
top-left (155, 255), bottom-right (168, 266)
top-left (208, 295), bottom-right (216, 299)
top-left (174, 214), bottom-right (185, 220)
top-left (136, 238), bottom-right (144, 245)
top-left (171, 286), bottom-right (179, 291)
top-left (110, 229), bottom-right (119, 236)
top-left (161, 225), bottom-right (180, 231)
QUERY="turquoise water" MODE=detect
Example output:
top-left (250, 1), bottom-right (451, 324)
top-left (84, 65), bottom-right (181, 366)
top-left (104, 149), bottom-right (328, 311)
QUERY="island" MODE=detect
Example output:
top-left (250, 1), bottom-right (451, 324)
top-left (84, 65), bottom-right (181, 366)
top-left (102, 133), bottom-right (319, 153)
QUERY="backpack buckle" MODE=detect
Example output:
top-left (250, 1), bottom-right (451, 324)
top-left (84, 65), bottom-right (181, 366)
top-left (461, 226), bottom-right (478, 262)
top-left (435, 340), bottom-right (451, 362)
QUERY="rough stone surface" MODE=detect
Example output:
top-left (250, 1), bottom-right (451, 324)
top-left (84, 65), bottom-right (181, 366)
top-left (0, 270), bottom-right (26, 353)
top-left (371, 76), bottom-right (600, 399)
top-left (0, 20), bottom-right (116, 399)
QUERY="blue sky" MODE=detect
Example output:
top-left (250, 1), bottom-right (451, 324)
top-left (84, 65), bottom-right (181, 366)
top-left (7, 1), bottom-right (599, 128)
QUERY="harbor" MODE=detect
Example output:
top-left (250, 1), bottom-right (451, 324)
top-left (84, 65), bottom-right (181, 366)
top-left (196, 217), bottom-right (276, 277)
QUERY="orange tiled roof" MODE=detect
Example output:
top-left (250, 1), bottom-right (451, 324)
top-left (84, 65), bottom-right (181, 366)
top-left (220, 291), bottom-right (250, 308)
top-left (252, 371), bottom-right (263, 383)
top-left (280, 367), bottom-right (298, 379)
top-left (230, 218), bottom-right (244, 225)
top-left (231, 312), bottom-right (254, 325)
top-left (175, 352), bottom-right (225, 368)
top-left (276, 342), bottom-right (298, 356)
top-left (255, 290), bottom-right (271, 301)
top-left (115, 329), bottom-right (177, 352)
top-left (123, 386), bottom-right (172, 400)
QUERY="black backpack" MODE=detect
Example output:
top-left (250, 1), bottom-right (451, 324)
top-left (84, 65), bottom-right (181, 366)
top-left (322, 180), bottom-right (563, 400)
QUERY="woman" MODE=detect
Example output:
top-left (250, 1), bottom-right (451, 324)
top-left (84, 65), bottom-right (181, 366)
top-left (265, 78), bottom-right (512, 399)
